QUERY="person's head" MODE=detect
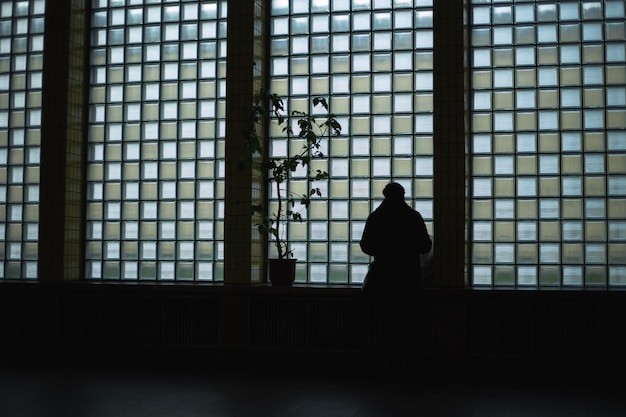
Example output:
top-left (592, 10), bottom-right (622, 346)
top-left (382, 182), bottom-right (405, 201)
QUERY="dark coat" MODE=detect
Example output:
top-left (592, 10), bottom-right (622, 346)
top-left (360, 199), bottom-right (432, 298)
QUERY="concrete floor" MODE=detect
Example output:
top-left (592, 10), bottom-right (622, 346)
top-left (1, 353), bottom-right (624, 417)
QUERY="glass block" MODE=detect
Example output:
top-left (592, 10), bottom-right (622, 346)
top-left (493, 133), bottom-right (515, 154)
top-left (473, 222), bottom-right (492, 241)
top-left (516, 25), bottom-right (535, 45)
top-left (583, 109), bottom-right (604, 129)
top-left (470, 135), bottom-right (490, 154)
top-left (155, 240), bottom-right (175, 261)
top-left (131, 260), bottom-right (155, 281)
top-left (560, 265), bottom-right (582, 287)
top-left (392, 157), bottom-right (412, 176)
top-left (608, 242), bottom-right (626, 265)
top-left (472, 243), bottom-right (491, 264)
top-left (349, 263), bottom-right (367, 284)
top-left (329, 242), bottom-right (348, 262)
top-left (102, 261), bottom-right (120, 279)
top-left (607, 265), bottom-right (626, 287)
top-left (585, 244), bottom-right (607, 264)
top-left (493, 266), bottom-right (514, 286)
top-left (582, 44), bottom-right (604, 64)
top-left (494, 221), bottom-right (514, 241)
top-left (585, 177), bottom-right (605, 196)
top-left (303, 263), bottom-right (323, 284)
top-left (538, 154), bottom-right (559, 175)
top-left (586, 221), bottom-right (607, 241)
top-left (609, 220), bottom-right (626, 241)
top-left (472, 200), bottom-right (492, 220)
top-left (562, 176), bottom-right (582, 196)
top-left (196, 241), bottom-right (214, 260)
top-left (517, 221), bottom-right (537, 241)
top-left (472, 28), bottom-right (490, 49)
top-left (472, 6), bottom-right (491, 25)
top-left (516, 178), bottom-right (536, 197)
top-left (177, 201), bottom-right (194, 219)
top-left (472, 266), bottom-right (492, 286)
top-left (410, 95), bottom-right (432, 116)
top-left (517, 266), bottom-right (537, 286)
top-left (562, 152), bottom-right (583, 175)
top-left (494, 243), bottom-right (514, 263)
top-left (330, 219), bottom-right (350, 241)
top-left (157, 261), bottom-right (174, 280)
top-left (174, 262), bottom-right (193, 280)
top-left (415, 30), bottom-right (433, 49)
top-left (22, 260), bottom-right (37, 278)
top-left (308, 220), bottom-right (328, 240)
top-left (413, 72), bottom-right (432, 92)
top-left (195, 261), bottom-right (213, 281)
top-left (25, 223), bottom-right (38, 241)
top-left (305, 242), bottom-right (326, 262)
top-left (23, 205), bottom-right (38, 222)
top-left (562, 247), bottom-right (585, 274)
top-left (560, 200), bottom-right (583, 220)
top-left (584, 266), bottom-right (607, 286)
top-left (472, 71), bottom-right (492, 89)
top-left (538, 177), bottom-right (559, 197)
top-left (537, 265), bottom-right (560, 286)
top-left (104, 240), bottom-right (121, 260)
top-left (516, 156), bottom-right (536, 175)
top-left (413, 156), bottom-right (432, 176)
top-left (120, 261), bottom-right (137, 279)
top-left (598, 106), bottom-right (621, 131)
top-left (121, 241), bottom-right (138, 260)
top-left (307, 200), bottom-right (326, 220)
top-left (323, 178), bottom-right (348, 200)
top-left (103, 220), bottom-right (121, 239)
top-left (517, 242), bottom-right (538, 263)
top-left (515, 90), bottom-right (534, 109)
top-left (492, 156), bottom-right (511, 175)
top-left (178, 242), bottom-right (195, 260)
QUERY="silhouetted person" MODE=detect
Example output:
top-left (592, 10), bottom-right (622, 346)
top-left (360, 182), bottom-right (432, 372)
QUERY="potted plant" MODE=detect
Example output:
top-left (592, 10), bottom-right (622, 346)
top-left (246, 90), bottom-right (341, 285)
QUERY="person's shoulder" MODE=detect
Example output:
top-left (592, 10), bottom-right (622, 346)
top-left (408, 207), bottom-right (425, 219)
top-left (364, 207), bottom-right (381, 220)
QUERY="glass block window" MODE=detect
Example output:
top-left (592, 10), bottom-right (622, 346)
top-left (0, 0), bottom-right (46, 280)
top-left (470, 0), bottom-right (626, 287)
top-left (269, 0), bottom-right (434, 284)
top-left (86, 1), bottom-right (227, 281)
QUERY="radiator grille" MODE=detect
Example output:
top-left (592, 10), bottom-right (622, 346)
top-left (60, 294), bottom-right (219, 347)
top-left (249, 297), bottom-right (374, 352)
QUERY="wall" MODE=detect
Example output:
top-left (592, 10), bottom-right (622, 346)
top-left (1, 282), bottom-right (625, 371)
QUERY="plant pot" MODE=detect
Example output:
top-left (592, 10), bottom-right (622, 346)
top-left (268, 258), bottom-right (297, 286)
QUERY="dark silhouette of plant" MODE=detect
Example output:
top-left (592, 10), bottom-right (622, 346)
top-left (247, 90), bottom-right (341, 259)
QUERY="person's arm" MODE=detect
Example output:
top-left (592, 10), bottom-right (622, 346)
top-left (415, 212), bottom-right (432, 254)
top-left (359, 216), bottom-right (377, 256)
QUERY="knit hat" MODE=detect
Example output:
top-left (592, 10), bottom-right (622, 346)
top-left (382, 182), bottom-right (405, 200)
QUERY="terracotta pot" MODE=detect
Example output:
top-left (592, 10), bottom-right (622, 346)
top-left (268, 258), bottom-right (297, 286)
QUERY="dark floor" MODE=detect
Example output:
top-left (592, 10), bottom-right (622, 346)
top-left (1, 352), bottom-right (624, 417)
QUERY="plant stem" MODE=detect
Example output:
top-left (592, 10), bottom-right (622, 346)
top-left (275, 179), bottom-right (285, 259)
